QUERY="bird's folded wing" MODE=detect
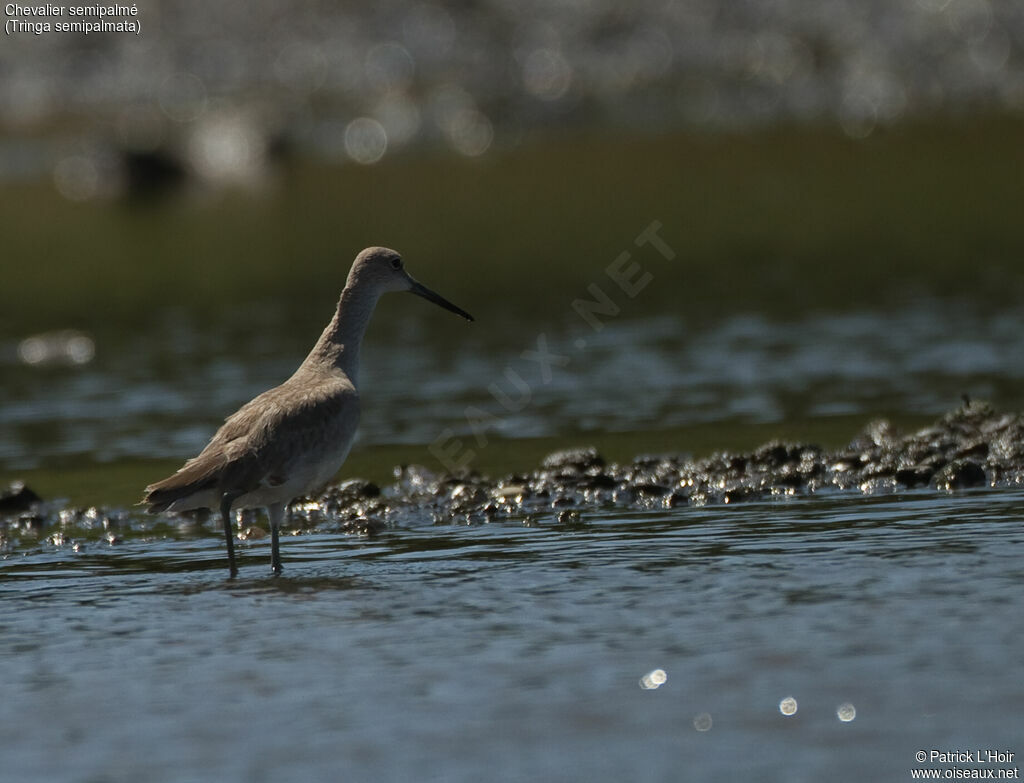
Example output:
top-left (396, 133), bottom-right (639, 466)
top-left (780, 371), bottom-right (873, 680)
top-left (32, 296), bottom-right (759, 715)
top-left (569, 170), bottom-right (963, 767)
top-left (143, 381), bottom-right (358, 511)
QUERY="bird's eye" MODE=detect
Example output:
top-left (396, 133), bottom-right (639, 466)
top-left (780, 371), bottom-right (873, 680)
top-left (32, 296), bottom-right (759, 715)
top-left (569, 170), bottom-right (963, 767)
top-left (391, 258), bottom-right (402, 270)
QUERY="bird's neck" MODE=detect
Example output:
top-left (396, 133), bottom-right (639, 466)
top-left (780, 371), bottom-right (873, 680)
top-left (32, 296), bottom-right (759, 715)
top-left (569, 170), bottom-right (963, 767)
top-left (302, 282), bottom-right (381, 384)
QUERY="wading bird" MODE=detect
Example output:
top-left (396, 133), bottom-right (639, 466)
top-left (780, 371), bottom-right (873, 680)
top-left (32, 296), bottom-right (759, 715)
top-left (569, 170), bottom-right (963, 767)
top-left (143, 247), bottom-right (473, 577)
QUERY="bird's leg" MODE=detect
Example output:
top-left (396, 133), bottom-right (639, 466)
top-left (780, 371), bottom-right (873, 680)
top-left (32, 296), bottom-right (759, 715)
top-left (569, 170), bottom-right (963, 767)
top-left (220, 492), bottom-right (242, 578)
top-left (268, 502), bottom-right (285, 576)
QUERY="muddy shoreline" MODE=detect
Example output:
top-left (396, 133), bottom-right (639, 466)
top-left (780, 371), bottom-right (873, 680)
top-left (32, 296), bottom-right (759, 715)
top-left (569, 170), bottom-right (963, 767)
top-left (3, 401), bottom-right (1020, 549)
top-left (302, 400), bottom-right (1021, 533)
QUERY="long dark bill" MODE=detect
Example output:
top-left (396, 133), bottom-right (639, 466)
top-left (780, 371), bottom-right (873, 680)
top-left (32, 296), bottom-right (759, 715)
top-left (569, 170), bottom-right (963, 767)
top-left (409, 280), bottom-right (475, 322)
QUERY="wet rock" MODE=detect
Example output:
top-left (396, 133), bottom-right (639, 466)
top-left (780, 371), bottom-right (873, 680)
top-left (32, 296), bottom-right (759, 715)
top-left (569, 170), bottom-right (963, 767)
top-left (394, 464), bottom-right (440, 495)
top-left (48, 531), bottom-right (68, 546)
top-left (934, 460), bottom-right (987, 491)
top-left (556, 509), bottom-right (582, 525)
top-left (632, 454), bottom-right (678, 470)
top-left (449, 483), bottom-right (487, 511)
top-left (316, 478), bottom-right (382, 516)
top-left (579, 473), bottom-right (618, 491)
top-left (16, 512), bottom-right (46, 531)
top-left (332, 478), bottom-right (381, 501)
top-left (666, 489), bottom-right (691, 508)
top-left (630, 483), bottom-right (670, 499)
top-left (895, 467), bottom-right (934, 488)
top-left (0, 482), bottom-right (42, 513)
top-left (294, 401), bottom-right (1024, 525)
top-left (855, 418), bottom-right (901, 449)
top-left (491, 484), bottom-right (528, 502)
top-left (752, 441), bottom-right (803, 467)
top-left (952, 440), bottom-right (988, 461)
top-left (830, 454), bottom-right (864, 473)
top-left (941, 399), bottom-right (995, 428)
top-left (861, 456), bottom-right (898, 480)
top-left (541, 446), bottom-right (604, 472)
top-left (707, 452), bottom-right (747, 474)
top-left (859, 477), bottom-right (899, 495)
top-left (990, 429), bottom-right (1024, 464)
top-left (723, 486), bottom-right (761, 504)
top-left (23, 401), bottom-right (1010, 565)
top-left (774, 468), bottom-right (807, 489)
top-left (341, 516), bottom-right (387, 537)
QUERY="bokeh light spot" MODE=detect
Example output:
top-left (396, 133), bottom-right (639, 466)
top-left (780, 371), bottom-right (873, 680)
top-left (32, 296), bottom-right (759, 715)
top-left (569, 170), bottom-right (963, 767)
top-left (523, 49), bottom-right (572, 101)
top-left (447, 109), bottom-right (493, 157)
top-left (639, 668), bottom-right (667, 690)
top-left (837, 702), bottom-right (857, 722)
top-left (19, 330), bottom-right (95, 366)
top-left (344, 117), bottom-right (388, 164)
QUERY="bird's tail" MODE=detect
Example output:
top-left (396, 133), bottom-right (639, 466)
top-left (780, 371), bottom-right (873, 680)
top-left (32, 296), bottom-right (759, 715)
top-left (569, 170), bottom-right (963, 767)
top-left (141, 457), bottom-right (221, 512)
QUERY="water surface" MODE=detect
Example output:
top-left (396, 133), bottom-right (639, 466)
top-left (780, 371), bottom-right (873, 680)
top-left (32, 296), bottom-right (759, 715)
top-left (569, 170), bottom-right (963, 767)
top-left (4, 300), bottom-right (1024, 477)
top-left (3, 488), bottom-right (1022, 781)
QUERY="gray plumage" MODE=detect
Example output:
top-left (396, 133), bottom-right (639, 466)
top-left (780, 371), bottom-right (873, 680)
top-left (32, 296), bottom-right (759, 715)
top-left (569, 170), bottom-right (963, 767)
top-left (144, 373), bottom-right (359, 514)
top-left (143, 246), bottom-right (473, 576)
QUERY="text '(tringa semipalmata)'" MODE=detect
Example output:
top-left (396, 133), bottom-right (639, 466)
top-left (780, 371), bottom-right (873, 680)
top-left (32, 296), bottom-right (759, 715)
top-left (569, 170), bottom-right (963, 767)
top-left (143, 247), bottom-right (473, 577)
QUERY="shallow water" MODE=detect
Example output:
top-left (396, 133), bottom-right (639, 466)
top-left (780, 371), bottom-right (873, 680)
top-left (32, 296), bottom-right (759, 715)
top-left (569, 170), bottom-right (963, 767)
top-left (3, 488), bottom-right (1022, 782)
top-left (4, 299), bottom-right (1024, 475)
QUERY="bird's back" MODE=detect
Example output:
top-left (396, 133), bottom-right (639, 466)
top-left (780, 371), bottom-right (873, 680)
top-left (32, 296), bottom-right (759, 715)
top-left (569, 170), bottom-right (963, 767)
top-left (144, 368), bottom-right (359, 513)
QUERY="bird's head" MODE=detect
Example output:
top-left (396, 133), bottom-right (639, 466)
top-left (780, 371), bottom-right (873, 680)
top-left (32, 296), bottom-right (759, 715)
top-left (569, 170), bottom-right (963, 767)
top-left (348, 246), bottom-right (474, 322)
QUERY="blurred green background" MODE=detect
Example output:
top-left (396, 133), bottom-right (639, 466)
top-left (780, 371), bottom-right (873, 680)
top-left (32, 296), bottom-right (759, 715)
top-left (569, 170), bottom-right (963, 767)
top-left (6, 117), bottom-right (1024, 331)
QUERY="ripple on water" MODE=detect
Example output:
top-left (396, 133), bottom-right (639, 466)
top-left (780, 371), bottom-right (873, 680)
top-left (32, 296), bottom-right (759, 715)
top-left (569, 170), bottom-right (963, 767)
top-left (1, 488), bottom-right (1023, 780)
top-left (5, 304), bottom-right (1024, 470)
